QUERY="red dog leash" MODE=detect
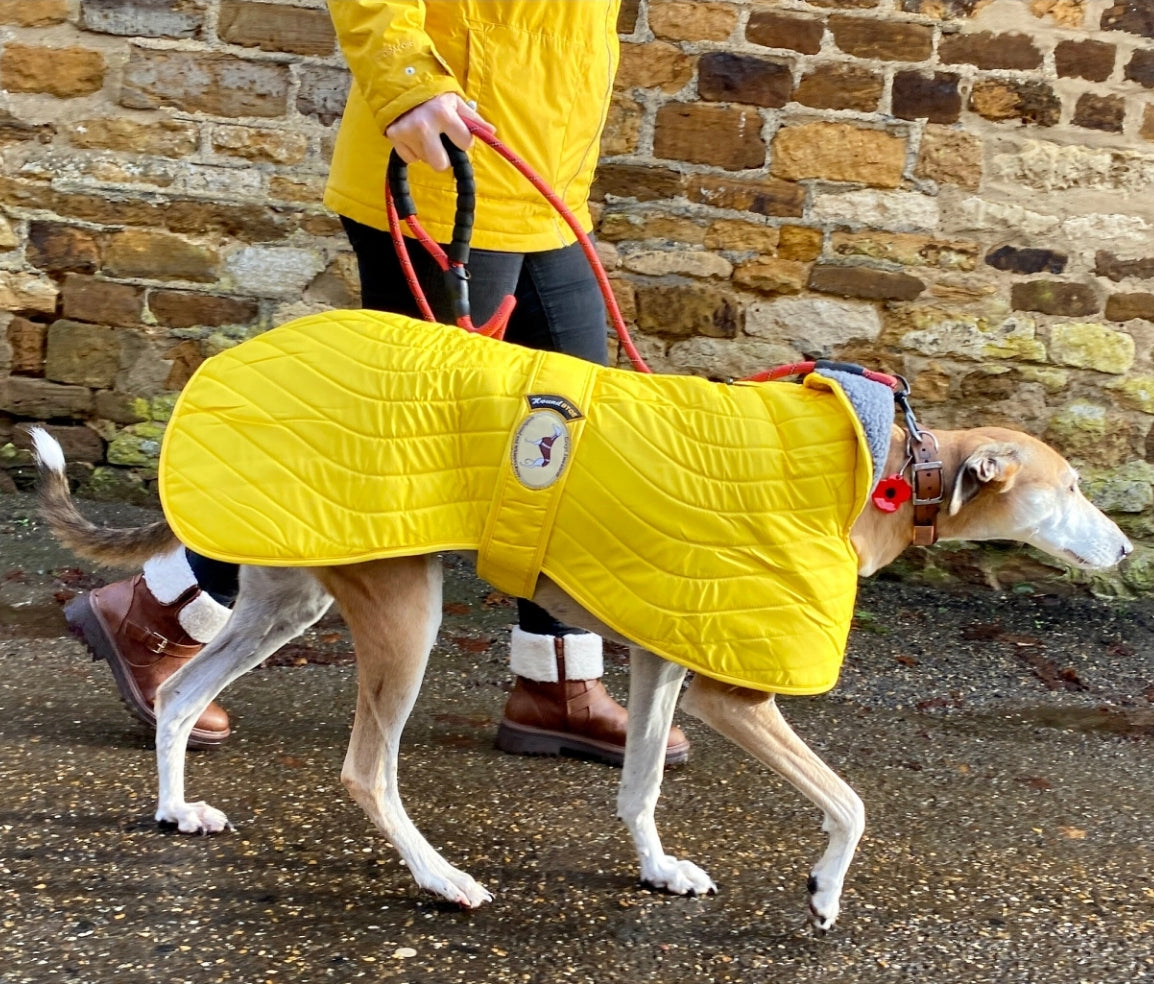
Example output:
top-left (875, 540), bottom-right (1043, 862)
top-left (385, 121), bottom-right (652, 371)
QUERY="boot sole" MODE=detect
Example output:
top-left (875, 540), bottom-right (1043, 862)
top-left (64, 593), bottom-right (229, 751)
top-left (495, 719), bottom-right (689, 768)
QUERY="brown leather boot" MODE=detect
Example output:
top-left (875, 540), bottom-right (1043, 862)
top-left (65, 574), bottom-right (231, 749)
top-left (495, 633), bottom-right (690, 767)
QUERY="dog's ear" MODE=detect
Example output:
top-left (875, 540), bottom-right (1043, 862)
top-left (948, 443), bottom-right (1022, 516)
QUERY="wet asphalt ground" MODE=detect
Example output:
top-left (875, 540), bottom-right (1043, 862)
top-left (1, 492), bottom-right (1153, 983)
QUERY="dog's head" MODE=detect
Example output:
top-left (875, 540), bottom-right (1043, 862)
top-left (940, 427), bottom-right (1132, 571)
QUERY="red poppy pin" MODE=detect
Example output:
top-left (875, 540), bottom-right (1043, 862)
top-left (871, 474), bottom-right (912, 513)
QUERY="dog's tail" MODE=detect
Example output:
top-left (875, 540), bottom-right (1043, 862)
top-left (30, 426), bottom-right (180, 567)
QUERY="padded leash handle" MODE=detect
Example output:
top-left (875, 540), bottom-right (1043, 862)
top-left (385, 135), bottom-right (513, 336)
top-left (387, 135), bottom-right (476, 267)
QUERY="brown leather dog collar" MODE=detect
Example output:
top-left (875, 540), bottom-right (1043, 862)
top-left (908, 431), bottom-right (943, 546)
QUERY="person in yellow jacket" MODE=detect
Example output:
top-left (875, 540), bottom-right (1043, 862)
top-left (65, 0), bottom-right (689, 766)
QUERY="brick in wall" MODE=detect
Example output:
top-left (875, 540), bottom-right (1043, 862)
top-left (1, 272), bottom-right (58, 315)
top-left (985, 245), bottom-right (1068, 275)
top-left (892, 71), bottom-right (962, 124)
top-left (7, 317), bottom-right (46, 374)
top-left (212, 125), bottom-right (309, 165)
top-left (1012, 281), bottom-right (1099, 317)
top-left (71, 117), bottom-right (198, 158)
top-left (1101, 1), bottom-right (1154, 39)
top-left (648, 0), bottom-right (738, 42)
top-left (829, 15), bottom-right (933, 62)
top-left (617, 40), bottom-right (694, 93)
top-left (45, 321), bottom-right (120, 388)
top-left (685, 174), bottom-right (805, 218)
top-left (1055, 39), bottom-right (1116, 82)
top-left (900, 0), bottom-right (986, 15)
top-left (771, 122), bottom-right (906, 188)
top-left (103, 229), bottom-right (219, 282)
top-left (1073, 93), bottom-right (1126, 132)
top-left (970, 79), bottom-right (1061, 126)
top-left (1105, 293), bottom-right (1154, 322)
top-left (811, 1), bottom-right (884, 11)
top-left (27, 222), bottom-right (101, 275)
top-left (593, 164), bottom-right (686, 202)
top-left (0, 0), bottom-right (68, 27)
top-left (618, 0), bottom-right (639, 34)
top-left (794, 65), bottom-right (883, 112)
top-left (697, 52), bottom-right (791, 107)
top-left (149, 289), bottom-right (260, 329)
top-left (0, 115), bottom-right (55, 143)
top-left (218, 0), bottom-right (336, 56)
top-left (939, 32), bottom-right (1044, 71)
top-left (1, 44), bottom-right (105, 98)
top-left (60, 274), bottom-right (144, 327)
top-left (745, 11), bottom-right (824, 54)
top-left (635, 283), bottom-right (740, 338)
top-left (1096, 251), bottom-right (1154, 281)
top-left (1125, 49), bottom-right (1154, 88)
top-left (296, 65), bottom-right (351, 127)
top-left (1, 377), bottom-right (94, 418)
top-left (79, 0), bottom-right (205, 38)
top-left (808, 265), bottom-right (925, 301)
top-left (120, 48), bottom-right (290, 117)
top-left (654, 104), bottom-right (765, 169)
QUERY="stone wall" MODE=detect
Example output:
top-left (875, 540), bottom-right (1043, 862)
top-left (2, 0), bottom-right (1154, 592)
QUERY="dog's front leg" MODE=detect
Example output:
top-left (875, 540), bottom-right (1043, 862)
top-left (681, 676), bottom-right (864, 931)
top-left (156, 567), bottom-right (333, 834)
top-left (617, 649), bottom-right (714, 896)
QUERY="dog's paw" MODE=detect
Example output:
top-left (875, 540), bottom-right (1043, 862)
top-left (640, 855), bottom-right (717, 897)
top-left (806, 874), bottom-right (840, 932)
top-left (156, 801), bottom-right (233, 835)
top-left (412, 861), bottom-right (493, 908)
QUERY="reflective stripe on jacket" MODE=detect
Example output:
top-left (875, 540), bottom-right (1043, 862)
top-left (324, 1), bottom-right (621, 253)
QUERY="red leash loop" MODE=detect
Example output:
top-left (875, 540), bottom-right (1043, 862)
top-left (462, 121), bottom-right (651, 373)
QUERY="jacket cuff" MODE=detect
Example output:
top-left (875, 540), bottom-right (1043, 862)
top-left (372, 74), bottom-right (464, 134)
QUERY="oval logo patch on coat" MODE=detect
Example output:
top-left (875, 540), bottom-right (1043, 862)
top-left (512, 410), bottom-right (571, 489)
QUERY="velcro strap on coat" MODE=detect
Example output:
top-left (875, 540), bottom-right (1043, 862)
top-left (476, 354), bottom-right (598, 600)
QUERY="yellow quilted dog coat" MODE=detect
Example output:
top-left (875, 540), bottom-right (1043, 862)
top-left (160, 310), bottom-right (875, 695)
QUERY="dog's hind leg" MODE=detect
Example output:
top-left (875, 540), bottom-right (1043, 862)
top-left (681, 675), bottom-right (864, 931)
top-left (319, 555), bottom-right (492, 909)
top-left (616, 649), bottom-right (714, 896)
top-left (155, 566), bottom-right (333, 834)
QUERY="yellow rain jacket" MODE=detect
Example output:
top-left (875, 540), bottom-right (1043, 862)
top-left (324, 1), bottom-right (621, 252)
top-left (160, 311), bottom-right (876, 696)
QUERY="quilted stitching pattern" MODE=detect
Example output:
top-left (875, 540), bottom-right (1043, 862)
top-left (161, 310), bottom-right (871, 695)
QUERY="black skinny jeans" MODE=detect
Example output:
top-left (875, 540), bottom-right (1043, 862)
top-left (189, 218), bottom-right (609, 637)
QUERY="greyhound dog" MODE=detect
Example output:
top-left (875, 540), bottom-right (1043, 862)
top-left (31, 418), bottom-right (1130, 931)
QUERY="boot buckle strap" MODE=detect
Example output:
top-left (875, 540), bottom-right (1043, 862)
top-left (126, 620), bottom-right (198, 659)
top-left (143, 629), bottom-right (172, 655)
